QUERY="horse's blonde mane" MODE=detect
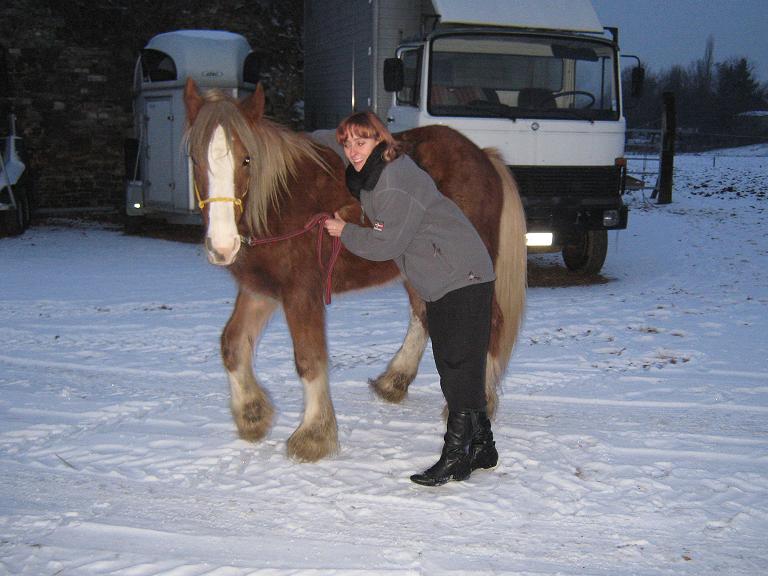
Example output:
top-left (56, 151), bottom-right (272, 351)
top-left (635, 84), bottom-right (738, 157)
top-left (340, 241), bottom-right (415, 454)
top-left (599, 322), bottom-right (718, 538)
top-left (185, 89), bottom-right (330, 235)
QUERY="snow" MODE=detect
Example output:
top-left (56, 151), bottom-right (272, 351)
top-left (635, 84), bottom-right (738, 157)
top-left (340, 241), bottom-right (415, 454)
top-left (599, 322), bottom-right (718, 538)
top-left (1, 147), bottom-right (767, 574)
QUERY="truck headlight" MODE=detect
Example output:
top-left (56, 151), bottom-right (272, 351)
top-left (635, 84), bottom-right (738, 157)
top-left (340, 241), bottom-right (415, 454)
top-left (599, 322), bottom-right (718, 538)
top-left (603, 209), bottom-right (619, 227)
top-left (526, 232), bottom-right (553, 247)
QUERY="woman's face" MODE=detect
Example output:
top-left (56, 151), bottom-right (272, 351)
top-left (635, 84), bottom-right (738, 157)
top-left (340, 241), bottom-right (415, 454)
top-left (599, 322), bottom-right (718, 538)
top-left (343, 135), bottom-right (379, 172)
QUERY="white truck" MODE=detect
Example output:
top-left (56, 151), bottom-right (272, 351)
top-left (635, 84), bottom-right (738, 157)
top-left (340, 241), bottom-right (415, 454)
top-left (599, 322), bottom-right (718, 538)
top-left (304, 0), bottom-right (644, 274)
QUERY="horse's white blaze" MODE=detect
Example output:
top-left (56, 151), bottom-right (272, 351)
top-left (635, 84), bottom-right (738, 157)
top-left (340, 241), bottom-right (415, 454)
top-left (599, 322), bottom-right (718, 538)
top-left (205, 126), bottom-right (241, 266)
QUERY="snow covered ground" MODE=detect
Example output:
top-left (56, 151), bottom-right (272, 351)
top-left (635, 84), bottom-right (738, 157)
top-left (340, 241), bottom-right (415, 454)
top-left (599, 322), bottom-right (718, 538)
top-left (1, 147), bottom-right (767, 575)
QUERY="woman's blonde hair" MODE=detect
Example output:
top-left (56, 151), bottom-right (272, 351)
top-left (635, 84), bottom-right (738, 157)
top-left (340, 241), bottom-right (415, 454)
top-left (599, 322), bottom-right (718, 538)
top-left (336, 111), bottom-right (401, 162)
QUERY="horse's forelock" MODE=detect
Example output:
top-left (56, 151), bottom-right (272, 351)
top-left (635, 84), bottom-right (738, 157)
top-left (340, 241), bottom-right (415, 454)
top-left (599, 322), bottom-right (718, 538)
top-left (240, 114), bottom-right (332, 237)
top-left (186, 89), bottom-right (331, 236)
top-left (186, 92), bottom-right (237, 168)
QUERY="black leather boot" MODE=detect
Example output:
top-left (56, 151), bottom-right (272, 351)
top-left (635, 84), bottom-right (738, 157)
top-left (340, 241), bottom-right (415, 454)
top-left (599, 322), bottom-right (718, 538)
top-left (469, 411), bottom-right (498, 471)
top-left (410, 411), bottom-right (473, 486)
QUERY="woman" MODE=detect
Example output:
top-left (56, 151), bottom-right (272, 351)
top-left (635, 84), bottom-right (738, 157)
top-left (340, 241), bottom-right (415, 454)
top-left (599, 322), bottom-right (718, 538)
top-left (323, 111), bottom-right (499, 486)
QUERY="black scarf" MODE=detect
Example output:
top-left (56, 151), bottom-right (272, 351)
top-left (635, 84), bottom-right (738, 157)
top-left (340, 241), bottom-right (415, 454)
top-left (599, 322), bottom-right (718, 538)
top-left (345, 142), bottom-right (388, 200)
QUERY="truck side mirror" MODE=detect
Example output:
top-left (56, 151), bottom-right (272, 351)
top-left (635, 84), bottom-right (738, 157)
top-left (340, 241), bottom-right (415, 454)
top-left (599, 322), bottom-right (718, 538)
top-left (383, 58), bottom-right (404, 92)
top-left (631, 65), bottom-right (645, 98)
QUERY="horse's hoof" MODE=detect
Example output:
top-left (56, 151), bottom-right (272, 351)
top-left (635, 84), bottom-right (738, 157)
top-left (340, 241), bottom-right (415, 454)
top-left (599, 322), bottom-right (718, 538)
top-left (368, 372), bottom-right (412, 403)
top-left (286, 423), bottom-right (338, 462)
top-left (232, 400), bottom-right (274, 442)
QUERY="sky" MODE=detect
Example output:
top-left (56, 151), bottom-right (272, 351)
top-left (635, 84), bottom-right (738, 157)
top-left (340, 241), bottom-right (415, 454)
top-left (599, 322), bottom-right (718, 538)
top-left (591, 0), bottom-right (768, 83)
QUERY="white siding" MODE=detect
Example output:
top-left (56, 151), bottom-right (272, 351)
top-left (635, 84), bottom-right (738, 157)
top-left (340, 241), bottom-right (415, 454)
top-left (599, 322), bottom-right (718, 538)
top-left (372, 0), bottom-right (430, 118)
top-left (304, 0), bottom-right (371, 129)
top-left (304, 0), bottom-right (433, 129)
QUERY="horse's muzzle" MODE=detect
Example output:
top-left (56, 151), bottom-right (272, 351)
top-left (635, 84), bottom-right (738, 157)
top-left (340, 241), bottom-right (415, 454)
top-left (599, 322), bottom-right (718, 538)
top-left (205, 236), bottom-right (241, 266)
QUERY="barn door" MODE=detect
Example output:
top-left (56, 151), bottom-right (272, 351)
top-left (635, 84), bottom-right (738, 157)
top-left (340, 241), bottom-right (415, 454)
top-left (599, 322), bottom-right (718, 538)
top-left (144, 97), bottom-right (175, 207)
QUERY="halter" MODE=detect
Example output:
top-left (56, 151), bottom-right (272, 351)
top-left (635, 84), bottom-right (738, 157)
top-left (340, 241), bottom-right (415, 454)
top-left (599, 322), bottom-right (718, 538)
top-left (194, 179), bottom-right (246, 212)
top-left (194, 168), bottom-right (340, 306)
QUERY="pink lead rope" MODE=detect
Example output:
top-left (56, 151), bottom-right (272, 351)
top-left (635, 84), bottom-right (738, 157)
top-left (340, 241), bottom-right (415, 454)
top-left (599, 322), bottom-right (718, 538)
top-left (241, 213), bottom-right (343, 305)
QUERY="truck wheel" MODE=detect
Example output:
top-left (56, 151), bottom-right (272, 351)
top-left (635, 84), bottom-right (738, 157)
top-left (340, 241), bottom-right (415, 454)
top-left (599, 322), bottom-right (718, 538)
top-left (562, 230), bottom-right (608, 274)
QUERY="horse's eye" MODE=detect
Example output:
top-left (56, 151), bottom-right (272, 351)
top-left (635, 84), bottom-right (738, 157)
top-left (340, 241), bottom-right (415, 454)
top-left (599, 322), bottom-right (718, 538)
top-left (243, 157), bottom-right (251, 167)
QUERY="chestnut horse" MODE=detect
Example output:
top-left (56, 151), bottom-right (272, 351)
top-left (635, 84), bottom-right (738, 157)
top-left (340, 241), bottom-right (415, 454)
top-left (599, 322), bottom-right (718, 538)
top-left (183, 79), bottom-right (526, 462)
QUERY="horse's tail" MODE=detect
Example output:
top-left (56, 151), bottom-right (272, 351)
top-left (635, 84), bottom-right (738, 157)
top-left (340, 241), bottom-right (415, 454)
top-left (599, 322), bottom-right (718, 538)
top-left (485, 149), bottom-right (527, 417)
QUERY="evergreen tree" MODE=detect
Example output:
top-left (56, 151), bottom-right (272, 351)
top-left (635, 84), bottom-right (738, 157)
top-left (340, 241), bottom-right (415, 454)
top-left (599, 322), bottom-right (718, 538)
top-left (713, 58), bottom-right (767, 132)
top-left (624, 46), bottom-right (768, 147)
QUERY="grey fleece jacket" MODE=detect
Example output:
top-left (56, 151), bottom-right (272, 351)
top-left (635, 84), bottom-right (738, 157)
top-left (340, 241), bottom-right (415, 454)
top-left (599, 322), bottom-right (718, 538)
top-left (340, 153), bottom-right (495, 302)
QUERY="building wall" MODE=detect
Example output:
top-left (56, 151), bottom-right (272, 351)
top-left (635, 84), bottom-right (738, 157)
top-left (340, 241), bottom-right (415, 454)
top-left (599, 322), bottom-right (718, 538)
top-left (304, 0), bottom-right (370, 129)
top-left (0, 1), bottom-right (302, 216)
top-left (304, 0), bottom-right (433, 130)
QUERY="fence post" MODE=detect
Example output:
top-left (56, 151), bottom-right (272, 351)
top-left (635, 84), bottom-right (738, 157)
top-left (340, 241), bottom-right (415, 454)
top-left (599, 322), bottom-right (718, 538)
top-left (653, 91), bottom-right (676, 204)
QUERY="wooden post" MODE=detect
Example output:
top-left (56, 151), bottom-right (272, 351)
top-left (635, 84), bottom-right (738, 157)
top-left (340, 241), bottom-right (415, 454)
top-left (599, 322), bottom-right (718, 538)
top-left (654, 91), bottom-right (676, 204)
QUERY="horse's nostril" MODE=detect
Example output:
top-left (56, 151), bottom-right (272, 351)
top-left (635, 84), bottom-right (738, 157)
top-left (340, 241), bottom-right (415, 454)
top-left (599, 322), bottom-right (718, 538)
top-left (205, 236), bottom-right (239, 265)
top-left (205, 237), bottom-right (224, 262)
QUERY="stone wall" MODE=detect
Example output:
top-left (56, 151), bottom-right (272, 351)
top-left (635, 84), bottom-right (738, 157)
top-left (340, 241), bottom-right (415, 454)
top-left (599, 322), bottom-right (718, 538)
top-left (0, 0), bottom-right (303, 215)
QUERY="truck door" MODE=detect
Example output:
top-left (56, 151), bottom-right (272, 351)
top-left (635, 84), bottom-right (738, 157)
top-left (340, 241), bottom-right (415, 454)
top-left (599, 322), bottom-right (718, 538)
top-left (144, 96), bottom-right (175, 208)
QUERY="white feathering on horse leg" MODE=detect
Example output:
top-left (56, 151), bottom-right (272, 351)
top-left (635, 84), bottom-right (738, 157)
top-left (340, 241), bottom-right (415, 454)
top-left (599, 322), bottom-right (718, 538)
top-left (228, 372), bottom-right (274, 442)
top-left (287, 369), bottom-right (339, 462)
top-left (222, 290), bottom-right (277, 442)
top-left (370, 309), bottom-right (428, 403)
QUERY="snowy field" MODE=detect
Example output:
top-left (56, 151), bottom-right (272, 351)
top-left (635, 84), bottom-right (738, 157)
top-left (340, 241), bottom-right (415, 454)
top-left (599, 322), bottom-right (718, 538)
top-left (1, 147), bottom-right (767, 575)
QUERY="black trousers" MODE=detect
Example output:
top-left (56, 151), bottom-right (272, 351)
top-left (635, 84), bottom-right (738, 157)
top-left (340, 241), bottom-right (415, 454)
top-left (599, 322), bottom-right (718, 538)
top-left (425, 281), bottom-right (493, 412)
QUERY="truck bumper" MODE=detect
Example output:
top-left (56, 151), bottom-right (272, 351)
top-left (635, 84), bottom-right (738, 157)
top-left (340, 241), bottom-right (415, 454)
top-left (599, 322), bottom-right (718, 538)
top-left (511, 164), bottom-right (628, 247)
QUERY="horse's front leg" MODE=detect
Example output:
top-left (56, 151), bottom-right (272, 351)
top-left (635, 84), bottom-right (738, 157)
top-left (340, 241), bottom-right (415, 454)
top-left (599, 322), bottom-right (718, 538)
top-left (222, 289), bottom-right (278, 442)
top-left (282, 289), bottom-right (338, 462)
top-left (369, 283), bottom-right (428, 403)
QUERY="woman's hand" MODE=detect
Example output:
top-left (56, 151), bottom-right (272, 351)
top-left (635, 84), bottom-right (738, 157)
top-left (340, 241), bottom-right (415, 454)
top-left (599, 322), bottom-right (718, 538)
top-left (324, 212), bottom-right (346, 237)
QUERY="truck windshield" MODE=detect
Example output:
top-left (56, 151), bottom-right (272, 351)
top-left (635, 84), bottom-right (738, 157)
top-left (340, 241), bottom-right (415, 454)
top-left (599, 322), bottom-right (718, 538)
top-left (428, 34), bottom-right (618, 121)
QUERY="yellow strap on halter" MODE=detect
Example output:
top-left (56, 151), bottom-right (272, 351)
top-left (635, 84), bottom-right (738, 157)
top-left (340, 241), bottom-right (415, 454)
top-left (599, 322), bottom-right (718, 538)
top-left (199, 196), bottom-right (243, 210)
top-left (194, 180), bottom-right (243, 211)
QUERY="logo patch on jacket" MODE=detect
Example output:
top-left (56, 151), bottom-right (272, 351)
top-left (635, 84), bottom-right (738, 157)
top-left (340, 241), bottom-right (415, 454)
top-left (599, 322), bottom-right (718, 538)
top-left (373, 221), bottom-right (385, 232)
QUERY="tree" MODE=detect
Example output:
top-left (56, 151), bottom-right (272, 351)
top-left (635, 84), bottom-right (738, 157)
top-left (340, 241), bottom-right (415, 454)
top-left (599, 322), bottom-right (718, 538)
top-left (624, 44), bottom-right (768, 146)
top-left (689, 35), bottom-right (716, 130)
top-left (713, 57), bottom-right (767, 131)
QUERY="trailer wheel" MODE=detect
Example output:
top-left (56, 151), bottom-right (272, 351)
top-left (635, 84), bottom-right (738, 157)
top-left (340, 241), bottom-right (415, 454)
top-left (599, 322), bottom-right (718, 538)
top-left (562, 230), bottom-right (607, 275)
top-left (0, 201), bottom-right (24, 236)
top-left (19, 182), bottom-right (32, 229)
top-left (0, 181), bottom-right (31, 237)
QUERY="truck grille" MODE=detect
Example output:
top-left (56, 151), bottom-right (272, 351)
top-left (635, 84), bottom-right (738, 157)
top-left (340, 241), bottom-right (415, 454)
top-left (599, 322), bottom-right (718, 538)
top-left (510, 166), bottom-right (623, 200)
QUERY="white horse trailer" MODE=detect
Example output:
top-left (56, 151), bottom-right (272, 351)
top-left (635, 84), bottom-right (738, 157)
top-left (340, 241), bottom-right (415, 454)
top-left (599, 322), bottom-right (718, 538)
top-left (126, 30), bottom-right (259, 224)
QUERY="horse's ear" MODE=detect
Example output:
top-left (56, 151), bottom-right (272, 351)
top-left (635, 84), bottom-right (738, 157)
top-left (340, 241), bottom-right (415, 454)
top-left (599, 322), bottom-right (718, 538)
top-left (184, 77), bottom-right (204, 124)
top-left (241, 82), bottom-right (266, 122)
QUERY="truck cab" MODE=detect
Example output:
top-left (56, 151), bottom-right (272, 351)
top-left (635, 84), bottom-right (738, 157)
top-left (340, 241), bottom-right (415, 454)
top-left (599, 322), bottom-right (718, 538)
top-left (383, 1), bottom-right (636, 274)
